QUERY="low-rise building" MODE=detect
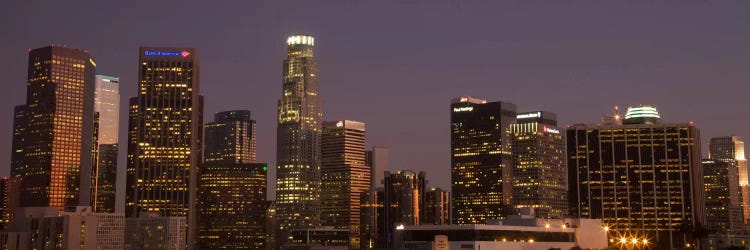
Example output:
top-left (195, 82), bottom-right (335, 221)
top-left (125, 213), bottom-right (186, 250)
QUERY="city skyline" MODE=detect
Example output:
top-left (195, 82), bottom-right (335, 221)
top-left (1, 2), bottom-right (749, 201)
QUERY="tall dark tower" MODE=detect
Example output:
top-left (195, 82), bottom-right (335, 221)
top-left (126, 47), bottom-right (202, 248)
top-left (275, 34), bottom-right (322, 247)
top-left (198, 110), bottom-right (267, 249)
top-left (450, 96), bottom-right (517, 224)
top-left (12, 46), bottom-right (96, 211)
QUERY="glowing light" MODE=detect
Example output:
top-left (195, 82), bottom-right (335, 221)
top-left (287, 35), bottom-right (315, 46)
top-left (336, 121), bottom-right (344, 128)
top-left (89, 58), bottom-right (96, 67)
top-left (544, 224), bottom-right (550, 229)
top-left (543, 126), bottom-right (560, 134)
top-left (631, 238), bottom-right (638, 244)
top-left (517, 112), bottom-right (541, 119)
top-left (396, 224), bottom-right (405, 230)
top-left (620, 238), bottom-right (627, 244)
top-left (603, 226), bottom-right (609, 232)
top-left (624, 106), bottom-right (660, 119)
top-left (643, 239), bottom-right (648, 244)
top-left (453, 107), bottom-right (473, 112)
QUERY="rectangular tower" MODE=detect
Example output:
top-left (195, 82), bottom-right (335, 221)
top-left (320, 120), bottom-right (369, 249)
top-left (126, 47), bottom-right (201, 247)
top-left (567, 106), bottom-right (704, 249)
top-left (450, 96), bottom-right (516, 224)
top-left (365, 147), bottom-right (389, 190)
top-left (92, 75), bottom-right (119, 213)
top-left (703, 159), bottom-right (744, 234)
top-left (382, 170), bottom-right (427, 248)
top-left (510, 111), bottom-right (567, 218)
top-left (422, 187), bottom-right (451, 225)
top-left (709, 136), bottom-right (749, 224)
top-left (276, 34), bottom-right (322, 246)
top-left (14, 46), bottom-right (96, 211)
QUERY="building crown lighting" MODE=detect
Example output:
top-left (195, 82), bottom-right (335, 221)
top-left (624, 105), bottom-right (660, 120)
top-left (287, 35), bottom-right (315, 46)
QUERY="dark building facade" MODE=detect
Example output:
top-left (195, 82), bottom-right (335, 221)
top-left (204, 110), bottom-right (256, 164)
top-left (276, 34), bottom-right (322, 247)
top-left (703, 159), bottom-right (744, 234)
top-left (197, 163), bottom-right (267, 249)
top-left (510, 111), bottom-right (567, 218)
top-left (567, 106), bottom-right (704, 249)
top-left (197, 110), bottom-right (266, 249)
top-left (126, 47), bottom-right (202, 247)
top-left (422, 188), bottom-right (450, 225)
top-left (320, 120), bottom-right (369, 249)
top-left (13, 46), bottom-right (96, 211)
top-left (450, 96), bottom-right (517, 224)
top-left (381, 170), bottom-right (427, 248)
top-left (94, 144), bottom-right (117, 213)
top-left (360, 189), bottom-right (384, 249)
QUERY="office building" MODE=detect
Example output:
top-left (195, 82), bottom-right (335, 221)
top-left (1, 206), bottom-right (124, 250)
top-left (126, 47), bottom-right (202, 247)
top-left (567, 105), bottom-right (704, 249)
top-left (287, 227), bottom-right (349, 250)
top-left (198, 110), bottom-right (266, 249)
top-left (381, 170), bottom-right (427, 248)
top-left (703, 159), bottom-right (744, 234)
top-left (360, 189), bottom-right (384, 249)
top-left (197, 163), bottom-right (267, 249)
top-left (125, 213), bottom-right (186, 250)
top-left (276, 34), bottom-right (322, 246)
top-left (320, 120), bottom-right (369, 249)
top-left (91, 75), bottom-right (119, 213)
top-left (204, 110), bottom-right (256, 163)
top-left (0, 177), bottom-right (20, 230)
top-left (510, 111), bottom-right (567, 218)
top-left (12, 46), bottom-right (96, 211)
top-left (266, 201), bottom-right (277, 250)
top-left (365, 147), bottom-right (389, 190)
top-left (422, 187), bottom-right (451, 225)
top-left (450, 96), bottom-right (517, 224)
top-left (709, 136), bottom-right (749, 224)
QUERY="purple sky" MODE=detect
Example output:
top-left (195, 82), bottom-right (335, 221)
top-left (1, 2), bottom-right (749, 201)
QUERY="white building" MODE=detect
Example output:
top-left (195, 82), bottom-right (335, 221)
top-left (394, 212), bottom-right (608, 250)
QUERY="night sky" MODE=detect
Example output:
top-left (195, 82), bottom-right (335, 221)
top-left (1, 2), bottom-right (749, 204)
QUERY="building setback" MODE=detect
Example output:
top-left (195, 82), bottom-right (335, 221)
top-left (12, 46), bottom-right (96, 211)
top-left (198, 110), bottom-right (266, 249)
top-left (320, 120), bottom-right (369, 249)
top-left (510, 111), bottom-right (567, 218)
top-left (126, 47), bottom-right (202, 248)
top-left (450, 96), bottom-right (517, 224)
top-left (567, 106), bottom-right (704, 249)
top-left (276, 34), bottom-right (323, 247)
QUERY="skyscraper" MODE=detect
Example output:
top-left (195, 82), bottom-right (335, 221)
top-left (510, 111), bottom-right (567, 218)
top-left (703, 159), bottom-right (744, 234)
top-left (197, 110), bottom-right (266, 249)
top-left (422, 187), bottom-right (451, 225)
top-left (276, 34), bottom-right (322, 246)
top-left (204, 110), bottom-right (256, 163)
top-left (365, 147), bottom-right (389, 190)
top-left (126, 47), bottom-right (202, 247)
top-left (382, 170), bottom-right (427, 248)
top-left (320, 120), bottom-right (369, 249)
top-left (709, 136), bottom-right (749, 224)
top-left (450, 96), bottom-right (517, 224)
top-left (567, 106), bottom-right (704, 249)
top-left (92, 75), bottom-right (119, 213)
top-left (13, 46), bottom-right (96, 211)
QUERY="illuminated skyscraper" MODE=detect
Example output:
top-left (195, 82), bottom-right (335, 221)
top-left (320, 120), bottom-right (369, 249)
top-left (567, 106), bottom-right (704, 249)
top-left (709, 136), bottom-right (749, 224)
top-left (276, 34), bottom-right (322, 246)
top-left (92, 75), bottom-right (119, 213)
top-left (126, 47), bottom-right (202, 247)
top-left (197, 110), bottom-right (266, 249)
top-left (703, 159), bottom-right (744, 234)
top-left (12, 46), bottom-right (96, 211)
top-left (204, 110), bottom-right (256, 163)
top-left (510, 111), bottom-right (567, 218)
top-left (450, 96), bottom-right (517, 224)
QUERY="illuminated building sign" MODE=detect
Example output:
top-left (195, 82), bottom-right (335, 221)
top-left (144, 50), bottom-right (191, 57)
top-left (543, 126), bottom-right (560, 134)
top-left (517, 112), bottom-right (541, 119)
top-left (336, 121), bottom-right (344, 128)
top-left (453, 107), bottom-right (473, 112)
